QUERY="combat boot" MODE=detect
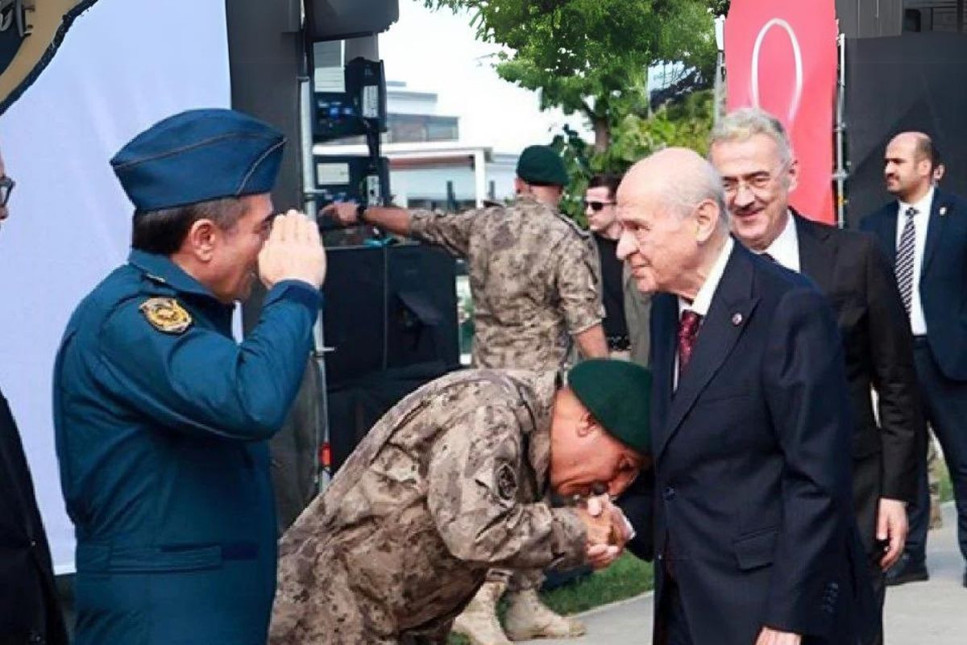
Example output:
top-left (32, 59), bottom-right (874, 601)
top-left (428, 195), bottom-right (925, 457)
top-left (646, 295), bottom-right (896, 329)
top-left (503, 588), bottom-right (586, 640)
top-left (450, 581), bottom-right (512, 645)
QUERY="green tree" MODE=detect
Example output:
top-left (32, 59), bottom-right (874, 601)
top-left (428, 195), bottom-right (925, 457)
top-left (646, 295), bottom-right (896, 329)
top-left (423, 0), bottom-right (718, 152)
top-left (552, 90), bottom-right (716, 223)
top-left (709, 0), bottom-right (731, 16)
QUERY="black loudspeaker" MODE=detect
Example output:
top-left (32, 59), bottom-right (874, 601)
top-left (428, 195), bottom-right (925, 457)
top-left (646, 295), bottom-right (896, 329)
top-left (323, 243), bottom-right (460, 385)
top-left (323, 242), bottom-right (462, 471)
top-left (306, 0), bottom-right (400, 42)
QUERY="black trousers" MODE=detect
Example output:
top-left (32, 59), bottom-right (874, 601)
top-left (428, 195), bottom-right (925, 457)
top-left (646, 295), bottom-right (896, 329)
top-left (657, 568), bottom-right (694, 645)
top-left (906, 338), bottom-right (967, 564)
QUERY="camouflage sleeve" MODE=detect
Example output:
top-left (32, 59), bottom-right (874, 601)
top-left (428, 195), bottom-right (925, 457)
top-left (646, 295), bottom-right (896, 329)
top-left (553, 234), bottom-right (605, 335)
top-left (426, 402), bottom-right (587, 571)
top-left (409, 208), bottom-right (481, 258)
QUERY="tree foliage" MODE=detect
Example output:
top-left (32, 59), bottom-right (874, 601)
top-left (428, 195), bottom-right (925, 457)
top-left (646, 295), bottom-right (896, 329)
top-left (423, 0), bottom-right (718, 150)
top-left (553, 90), bottom-right (717, 224)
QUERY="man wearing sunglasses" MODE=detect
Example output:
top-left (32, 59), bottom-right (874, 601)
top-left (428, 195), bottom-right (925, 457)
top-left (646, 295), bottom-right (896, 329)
top-left (586, 174), bottom-right (652, 365)
top-left (0, 149), bottom-right (69, 644)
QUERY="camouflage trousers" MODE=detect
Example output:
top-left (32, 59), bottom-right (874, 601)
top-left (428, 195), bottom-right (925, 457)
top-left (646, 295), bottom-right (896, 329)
top-left (486, 567), bottom-right (544, 592)
top-left (270, 555), bottom-right (477, 645)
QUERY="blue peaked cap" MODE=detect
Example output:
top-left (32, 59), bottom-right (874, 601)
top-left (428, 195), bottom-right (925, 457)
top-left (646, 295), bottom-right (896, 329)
top-left (110, 108), bottom-right (286, 213)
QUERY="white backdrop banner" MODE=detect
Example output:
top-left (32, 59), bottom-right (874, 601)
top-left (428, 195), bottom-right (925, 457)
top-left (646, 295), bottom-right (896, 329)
top-left (0, 0), bottom-right (231, 572)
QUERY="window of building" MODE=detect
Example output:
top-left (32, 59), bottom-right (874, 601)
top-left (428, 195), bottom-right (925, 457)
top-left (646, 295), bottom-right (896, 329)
top-left (386, 114), bottom-right (459, 144)
top-left (904, 0), bottom-right (967, 32)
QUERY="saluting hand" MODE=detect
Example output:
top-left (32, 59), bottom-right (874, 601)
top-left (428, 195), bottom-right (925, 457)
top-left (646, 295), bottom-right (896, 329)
top-left (258, 210), bottom-right (327, 290)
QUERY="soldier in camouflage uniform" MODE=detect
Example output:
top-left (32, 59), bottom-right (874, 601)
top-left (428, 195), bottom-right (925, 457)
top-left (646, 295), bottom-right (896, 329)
top-left (325, 145), bottom-right (609, 643)
top-left (325, 144), bottom-right (607, 373)
top-left (268, 360), bottom-right (652, 644)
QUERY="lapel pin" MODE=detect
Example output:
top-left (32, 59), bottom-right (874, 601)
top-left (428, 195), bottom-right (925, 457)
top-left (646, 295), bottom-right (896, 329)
top-left (940, 206), bottom-right (949, 217)
top-left (732, 313), bottom-right (743, 326)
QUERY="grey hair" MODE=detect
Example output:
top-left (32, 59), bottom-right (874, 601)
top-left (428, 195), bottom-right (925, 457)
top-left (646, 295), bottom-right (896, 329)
top-left (710, 107), bottom-right (793, 166)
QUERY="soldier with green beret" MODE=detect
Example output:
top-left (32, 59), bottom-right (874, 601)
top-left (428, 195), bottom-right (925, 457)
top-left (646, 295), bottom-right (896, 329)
top-left (325, 143), bottom-right (609, 642)
top-left (270, 359), bottom-right (652, 644)
top-left (325, 143), bottom-right (607, 372)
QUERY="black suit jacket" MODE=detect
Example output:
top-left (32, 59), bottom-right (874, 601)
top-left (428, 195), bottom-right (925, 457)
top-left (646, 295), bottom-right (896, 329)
top-left (0, 389), bottom-right (68, 645)
top-left (860, 189), bottom-right (967, 381)
top-left (794, 215), bottom-right (922, 546)
top-left (625, 243), bottom-right (875, 645)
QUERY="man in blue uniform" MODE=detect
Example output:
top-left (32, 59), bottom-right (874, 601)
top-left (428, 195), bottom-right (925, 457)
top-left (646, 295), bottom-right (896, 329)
top-left (53, 109), bottom-right (327, 645)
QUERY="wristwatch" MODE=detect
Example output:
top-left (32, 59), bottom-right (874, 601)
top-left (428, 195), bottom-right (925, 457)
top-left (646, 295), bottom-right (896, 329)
top-left (356, 203), bottom-right (368, 222)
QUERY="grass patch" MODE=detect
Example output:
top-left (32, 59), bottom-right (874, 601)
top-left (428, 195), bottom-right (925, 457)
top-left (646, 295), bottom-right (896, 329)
top-left (541, 554), bottom-right (654, 615)
top-left (448, 554), bottom-right (653, 644)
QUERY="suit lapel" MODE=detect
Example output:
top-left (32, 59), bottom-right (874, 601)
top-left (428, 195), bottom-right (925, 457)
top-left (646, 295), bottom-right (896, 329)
top-left (650, 293), bottom-right (677, 452)
top-left (656, 246), bottom-right (760, 459)
top-left (795, 214), bottom-right (836, 291)
top-left (877, 204), bottom-right (899, 267)
top-left (922, 191), bottom-right (950, 277)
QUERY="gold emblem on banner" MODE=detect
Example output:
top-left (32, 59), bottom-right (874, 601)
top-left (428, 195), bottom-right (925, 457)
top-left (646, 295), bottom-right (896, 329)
top-left (139, 298), bottom-right (192, 334)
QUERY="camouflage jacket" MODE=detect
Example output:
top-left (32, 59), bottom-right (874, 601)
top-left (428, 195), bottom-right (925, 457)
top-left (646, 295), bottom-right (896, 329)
top-left (270, 370), bottom-right (587, 643)
top-left (410, 196), bottom-right (604, 371)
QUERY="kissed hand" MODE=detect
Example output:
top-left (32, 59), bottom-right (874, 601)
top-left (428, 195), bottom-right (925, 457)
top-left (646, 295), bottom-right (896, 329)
top-left (755, 627), bottom-right (801, 645)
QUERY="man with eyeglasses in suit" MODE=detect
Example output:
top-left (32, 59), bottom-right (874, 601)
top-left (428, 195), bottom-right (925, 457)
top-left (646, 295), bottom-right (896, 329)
top-left (0, 148), bottom-right (69, 644)
top-left (585, 174), bottom-right (652, 365)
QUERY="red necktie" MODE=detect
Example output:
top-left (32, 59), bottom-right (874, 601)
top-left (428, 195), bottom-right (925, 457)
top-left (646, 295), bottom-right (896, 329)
top-left (677, 310), bottom-right (702, 375)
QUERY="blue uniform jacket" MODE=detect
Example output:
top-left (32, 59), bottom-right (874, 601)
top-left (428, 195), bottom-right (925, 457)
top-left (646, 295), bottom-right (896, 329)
top-left (53, 250), bottom-right (321, 645)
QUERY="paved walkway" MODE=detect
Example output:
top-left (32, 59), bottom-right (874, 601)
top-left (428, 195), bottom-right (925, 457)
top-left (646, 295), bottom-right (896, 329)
top-left (540, 503), bottom-right (965, 644)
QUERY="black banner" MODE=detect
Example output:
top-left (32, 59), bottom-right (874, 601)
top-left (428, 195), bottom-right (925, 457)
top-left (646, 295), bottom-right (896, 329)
top-left (0, 1), bottom-right (100, 116)
top-left (845, 33), bottom-right (967, 226)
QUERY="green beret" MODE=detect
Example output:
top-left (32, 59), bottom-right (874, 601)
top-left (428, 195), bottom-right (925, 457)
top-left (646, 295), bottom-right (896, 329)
top-left (568, 359), bottom-right (652, 455)
top-left (516, 145), bottom-right (569, 187)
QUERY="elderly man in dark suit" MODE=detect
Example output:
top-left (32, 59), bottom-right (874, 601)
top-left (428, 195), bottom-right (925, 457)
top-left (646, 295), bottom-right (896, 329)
top-left (708, 108), bottom-right (922, 640)
top-left (616, 147), bottom-right (875, 645)
top-left (861, 131), bottom-right (967, 589)
top-left (0, 148), bottom-right (68, 645)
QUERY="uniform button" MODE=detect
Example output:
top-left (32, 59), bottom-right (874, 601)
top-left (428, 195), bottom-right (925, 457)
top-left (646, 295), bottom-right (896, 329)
top-left (663, 487), bottom-right (676, 501)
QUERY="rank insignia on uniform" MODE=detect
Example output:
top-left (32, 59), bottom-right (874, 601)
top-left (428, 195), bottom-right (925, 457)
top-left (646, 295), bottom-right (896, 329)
top-left (496, 464), bottom-right (518, 501)
top-left (139, 298), bottom-right (193, 334)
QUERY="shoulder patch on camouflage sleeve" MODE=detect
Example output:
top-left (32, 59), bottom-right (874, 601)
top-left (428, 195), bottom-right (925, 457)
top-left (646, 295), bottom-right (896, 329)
top-left (139, 297), bottom-right (193, 334)
top-left (496, 463), bottom-right (518, 501)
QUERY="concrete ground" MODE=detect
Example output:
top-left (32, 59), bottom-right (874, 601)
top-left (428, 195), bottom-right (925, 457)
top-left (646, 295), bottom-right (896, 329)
top-left (539, 503), bottom-right (965, 645)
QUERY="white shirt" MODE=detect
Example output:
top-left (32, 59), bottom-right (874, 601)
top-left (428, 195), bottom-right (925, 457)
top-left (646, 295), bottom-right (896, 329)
top-left (760, 211), bottom-right (801, 272)
top-left (675, 237), bottom-right (735, 389)
top-left (895, 187), bottom-right (933, 336)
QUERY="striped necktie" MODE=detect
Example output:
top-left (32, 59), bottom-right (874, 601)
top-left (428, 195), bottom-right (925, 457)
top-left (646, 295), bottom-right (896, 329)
top-left (895, 207), bottom-right (917, 315)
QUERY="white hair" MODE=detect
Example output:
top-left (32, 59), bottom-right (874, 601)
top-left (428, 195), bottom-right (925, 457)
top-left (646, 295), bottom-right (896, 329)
top-left (662, 156), bottom-right (729, 229)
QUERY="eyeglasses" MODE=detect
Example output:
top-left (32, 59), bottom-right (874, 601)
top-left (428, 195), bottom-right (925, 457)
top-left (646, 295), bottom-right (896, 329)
top-left (0, 176), bottom-right (14, 206)
top-left (584, 200), bottom-right (615, 212)
top-left (721, 164), bottom-right (788, 197)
